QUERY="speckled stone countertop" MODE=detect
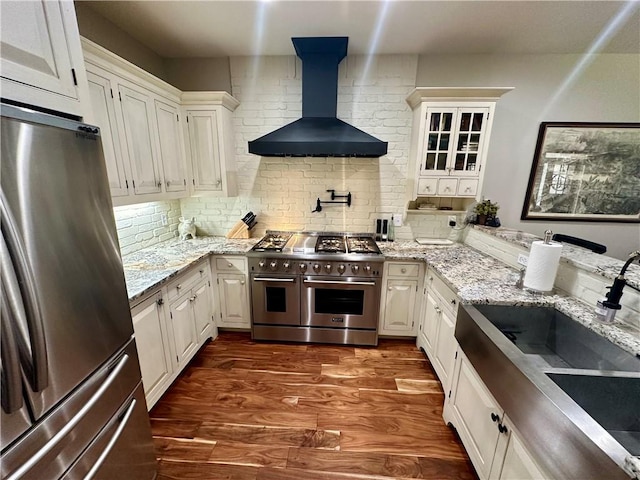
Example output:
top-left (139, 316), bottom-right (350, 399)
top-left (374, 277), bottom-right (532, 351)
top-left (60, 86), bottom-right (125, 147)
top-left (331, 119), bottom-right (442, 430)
top-left (123, 237), bottom-right (257, 303)
top-left (473, 226), bottom-right (640, 291)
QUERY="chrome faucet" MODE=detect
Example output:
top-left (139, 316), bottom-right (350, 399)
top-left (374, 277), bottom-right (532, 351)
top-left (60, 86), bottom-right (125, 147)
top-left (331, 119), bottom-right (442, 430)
top-left (596, 250), bottom-right (640, 323)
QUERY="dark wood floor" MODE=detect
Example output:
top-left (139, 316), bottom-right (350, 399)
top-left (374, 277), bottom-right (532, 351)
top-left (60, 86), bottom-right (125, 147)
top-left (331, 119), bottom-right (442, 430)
top-left (150, 332), bottom-right (478, 480)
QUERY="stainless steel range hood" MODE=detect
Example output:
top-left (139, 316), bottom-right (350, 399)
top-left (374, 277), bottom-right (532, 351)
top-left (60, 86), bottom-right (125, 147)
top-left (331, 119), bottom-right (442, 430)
top-left (248, 37), bottom-right (388, 158)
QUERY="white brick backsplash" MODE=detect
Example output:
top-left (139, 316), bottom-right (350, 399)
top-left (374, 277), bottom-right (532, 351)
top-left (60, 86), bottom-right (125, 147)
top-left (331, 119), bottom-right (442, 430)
top-left (464, 228), bottom-right (640, 331)
top-left (114, 200), bottom-right (181, 255)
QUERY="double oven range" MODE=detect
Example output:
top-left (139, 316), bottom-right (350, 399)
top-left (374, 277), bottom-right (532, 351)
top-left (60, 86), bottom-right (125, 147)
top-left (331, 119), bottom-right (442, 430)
top-left (247, 231), bottom-right (383, 346)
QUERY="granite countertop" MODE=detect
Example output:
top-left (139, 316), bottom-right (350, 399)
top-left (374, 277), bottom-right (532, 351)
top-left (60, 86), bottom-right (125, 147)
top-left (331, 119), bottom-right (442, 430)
top-left (123, 237), bottom-right (257, 303)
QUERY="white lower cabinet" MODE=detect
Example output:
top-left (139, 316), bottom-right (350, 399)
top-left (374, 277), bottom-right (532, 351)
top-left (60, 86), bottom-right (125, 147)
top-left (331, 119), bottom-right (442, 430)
top-left (444, 351), bottom-right (550, 480)
top-left (379, 262), bottom-right (423, 336)
top-left (131, 290), bottom-right (173, 409)
top-left (417, 269), bottom-right (459, 390)
top-left (130, 258), bottom-right (216, 409)
top-left (212, 256), bottom-right (250, 329)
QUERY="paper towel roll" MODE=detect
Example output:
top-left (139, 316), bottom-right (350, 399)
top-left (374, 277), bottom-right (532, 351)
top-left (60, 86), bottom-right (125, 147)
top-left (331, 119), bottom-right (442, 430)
top-left (523, 241), bottom-right (563, 292)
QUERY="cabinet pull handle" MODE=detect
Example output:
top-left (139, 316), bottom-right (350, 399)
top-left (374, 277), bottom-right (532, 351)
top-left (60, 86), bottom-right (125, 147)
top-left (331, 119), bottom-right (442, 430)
top-left (216, 179), bottom-right (222, 186)
top-left (451, 299), bottom-right (456, 306)
top-left (241, 280), bottom-right (245, 285)
top-left (434, 306), bottom-right (442, 314)
top-left (166, 181), bottom-right (171, 188)
top-left (156, 298), bottom-right (164, 306)
top-left (157, 181), bottom-right (162, 188)
top-left (491, 412), bottom-right (499, 423)
top-left (189, 296), bottom-right (196, 302)
top-left (176, 284), bottom-right (182, 290)
top-left (498, 423), bottom-right (508, 434)
top-left (401, 268), bottom-right (407, 273)
top-left (388, 287), bottom-right (393, 291)
top-left (429, 276), bottom-right (433, 281)
top-left (199, 269), bottom-right (204, 274)
top-left (228, 263), bottom-right (233, 267)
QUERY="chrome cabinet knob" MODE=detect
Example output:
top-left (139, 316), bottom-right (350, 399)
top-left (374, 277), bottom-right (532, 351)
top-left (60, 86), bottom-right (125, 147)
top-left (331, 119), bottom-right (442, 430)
top-left (388, 286), bottom-right (393, 291)
top-left (401, 267), bottom-right (407, 273)
top-left (241, 280), bottom-right (245, 285)
top-left (337, 264), bottom-right (346, 274)
top-left (228, 262), bottom-right (233, 267)
top-left (176, 284), bottom-right (182, 290)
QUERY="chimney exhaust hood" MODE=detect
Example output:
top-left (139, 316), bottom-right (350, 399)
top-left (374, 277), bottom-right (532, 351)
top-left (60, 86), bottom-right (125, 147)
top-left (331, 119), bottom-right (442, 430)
top-left (248, 37), bottom-right (388, 158)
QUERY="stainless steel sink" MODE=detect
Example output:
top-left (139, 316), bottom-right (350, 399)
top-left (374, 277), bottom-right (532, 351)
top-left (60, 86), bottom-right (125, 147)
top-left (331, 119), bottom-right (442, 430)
top-left (456, 304), bottom-right (640, 480)
top-left (547, 373), bottom-right (640, 455)
top-left (474, 304), bottom-right (640, 371)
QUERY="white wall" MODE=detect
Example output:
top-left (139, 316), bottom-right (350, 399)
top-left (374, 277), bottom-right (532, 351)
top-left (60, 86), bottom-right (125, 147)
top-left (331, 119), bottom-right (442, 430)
top-left (180, 54), bottom-right (451, 240)
top-left (114, 201), bottom-right (180, 255)
top-left (417, 53), bottom-right (640, 260)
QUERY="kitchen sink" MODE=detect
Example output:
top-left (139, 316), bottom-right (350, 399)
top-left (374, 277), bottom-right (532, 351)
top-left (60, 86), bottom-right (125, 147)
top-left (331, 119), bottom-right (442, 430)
top-left (546, 373), bottom-right (640, 455)
top-left (455, 303), bottom-right (640, 479)
top-left (473, 304), bottom-right (640, 372)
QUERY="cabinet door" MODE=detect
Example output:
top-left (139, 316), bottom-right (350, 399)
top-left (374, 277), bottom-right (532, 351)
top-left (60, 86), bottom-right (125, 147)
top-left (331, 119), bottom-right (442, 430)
top-left (0, 1), bottom-right (77, 99)
top-left (118, 83), bottom-right (162, 195)
top-left (217, 273), bottom-right (249, 328)
top-left (381, 279), bottom-right (418, 335)
top-left (451, 108), bottom-right (489, 176)
top-left (421, 108), bottom-right (457, 176)
top-left (490, 419), bottom-right (550, 480)
top-left (450, 354), bottom-right (503, 480)
top-left (155, 99), bottom-right (187, 193)
top-left (131, 294), bottom-right (172, 409)
top-left (193, 279), bottom-right (213, 342)
top-left (168, 293), bottom-right (198, 366)
top-left (86, 69), bottom-right (130, 197)
top-left (186, 110), bottom-right (223, 192)
top-left (419, 292), bottom-right (440, 355)
top-left (433, 307), bottom-right (456, 390)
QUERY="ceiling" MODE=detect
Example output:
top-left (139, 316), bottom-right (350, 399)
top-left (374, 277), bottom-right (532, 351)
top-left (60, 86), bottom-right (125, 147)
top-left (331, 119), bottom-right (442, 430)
top-left (83, 1), bottom-right (640, 58)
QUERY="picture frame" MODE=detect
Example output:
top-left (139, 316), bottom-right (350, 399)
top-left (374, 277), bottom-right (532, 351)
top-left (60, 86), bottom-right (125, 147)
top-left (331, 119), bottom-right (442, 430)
top-left (521, 122), bottom-right (640, 223)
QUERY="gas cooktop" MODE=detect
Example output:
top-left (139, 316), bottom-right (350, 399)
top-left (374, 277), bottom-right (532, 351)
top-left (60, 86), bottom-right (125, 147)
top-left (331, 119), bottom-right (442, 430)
top-left (249, 231), bottom-right (382, 258)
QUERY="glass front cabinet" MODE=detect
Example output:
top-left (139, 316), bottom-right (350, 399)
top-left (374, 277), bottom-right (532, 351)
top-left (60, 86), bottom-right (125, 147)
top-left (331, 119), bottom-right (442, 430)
top-left (406, 88), bottom-right (512, 202)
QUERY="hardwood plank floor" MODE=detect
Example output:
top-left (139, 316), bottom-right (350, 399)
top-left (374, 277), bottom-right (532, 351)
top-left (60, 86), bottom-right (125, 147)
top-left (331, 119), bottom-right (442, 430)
top-left (150, 331), bottom-right (478, 480)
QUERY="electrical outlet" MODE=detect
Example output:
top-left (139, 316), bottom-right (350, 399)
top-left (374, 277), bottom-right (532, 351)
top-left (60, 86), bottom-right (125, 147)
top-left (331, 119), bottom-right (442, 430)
top-left (447, 215), bottom-right (457, 224)
top-left (161, 214), bottom-right (168, 226)
top-left (393, 214), bottom-right (402, 227)
top-left (517, 254), bottom-right (529, 266)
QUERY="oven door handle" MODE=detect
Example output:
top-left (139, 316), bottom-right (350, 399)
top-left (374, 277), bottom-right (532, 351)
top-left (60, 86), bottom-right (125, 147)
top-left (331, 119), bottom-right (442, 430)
top-left (253, 277), bottom-right (296, 283)
top-left (303, 279), bottom-right (377, 286)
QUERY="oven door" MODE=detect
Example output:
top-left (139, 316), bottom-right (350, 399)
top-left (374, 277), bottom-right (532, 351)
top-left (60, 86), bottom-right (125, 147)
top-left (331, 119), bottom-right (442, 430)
top-left (302, 276), bottom-right (380, 329)
top-left (250, 274), bottom-right (300, 326)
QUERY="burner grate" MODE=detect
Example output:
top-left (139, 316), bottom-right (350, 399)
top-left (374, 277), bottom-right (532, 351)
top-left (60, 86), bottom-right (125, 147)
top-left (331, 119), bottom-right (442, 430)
top-left (252, 233), bottom-right (293, 252)
top-left (315, 236), bottom-right (347, 253)
top-left (347, 237), bottom-right (381, 254)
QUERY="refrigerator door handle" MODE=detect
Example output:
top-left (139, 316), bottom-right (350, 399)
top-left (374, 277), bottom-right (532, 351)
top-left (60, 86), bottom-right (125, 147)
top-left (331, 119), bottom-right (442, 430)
top-left (84, 398), bottom-right (137, 480)
top-left (1, 288), bottom-right (24, 414)
top-left (4, 353), bottom-right (130, 480)
top-left (0, 190), bottom-right (48, 392)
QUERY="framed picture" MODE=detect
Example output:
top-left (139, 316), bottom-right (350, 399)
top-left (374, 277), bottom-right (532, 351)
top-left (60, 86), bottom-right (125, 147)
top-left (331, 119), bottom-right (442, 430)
top-left (521, 122), bottom-right (640, 223)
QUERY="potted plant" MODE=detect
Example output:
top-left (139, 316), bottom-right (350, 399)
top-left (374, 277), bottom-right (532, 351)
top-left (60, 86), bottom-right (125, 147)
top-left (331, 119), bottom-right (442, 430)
top-left (474, 199), bottom-right (499, 225)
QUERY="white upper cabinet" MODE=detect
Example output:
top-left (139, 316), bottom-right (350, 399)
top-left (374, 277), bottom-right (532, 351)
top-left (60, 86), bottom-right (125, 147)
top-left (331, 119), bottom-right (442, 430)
top-left (182, 92), bottom-right (240, 198)
top-left (118, 83), bottom-right (163, 195)
top-left (154, 100), bottom-right (188, 193)
top-left (0, 1), bottom-right (89, 117)
top-left (406, 88), bottom-right (512, 201)
top-left (86, 69), bottom-right (129, 197)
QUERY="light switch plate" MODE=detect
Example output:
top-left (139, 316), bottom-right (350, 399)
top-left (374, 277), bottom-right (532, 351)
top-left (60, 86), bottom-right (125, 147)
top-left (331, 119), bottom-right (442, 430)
top-left (393, 214), bottom-right (402, 227)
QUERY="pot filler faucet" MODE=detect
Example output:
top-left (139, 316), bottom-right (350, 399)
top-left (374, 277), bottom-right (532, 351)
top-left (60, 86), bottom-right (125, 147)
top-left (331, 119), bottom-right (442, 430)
top-left (596, 250), bottom-right (640, 323)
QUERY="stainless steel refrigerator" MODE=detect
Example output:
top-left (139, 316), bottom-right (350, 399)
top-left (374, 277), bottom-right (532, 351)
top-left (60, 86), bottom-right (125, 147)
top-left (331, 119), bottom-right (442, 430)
top-left (1, 104), bottom-right (157, 479)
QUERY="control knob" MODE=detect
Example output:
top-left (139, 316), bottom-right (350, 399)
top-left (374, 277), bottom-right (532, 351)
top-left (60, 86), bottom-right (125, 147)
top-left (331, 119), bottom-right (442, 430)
top-left (283, 261), bottom-right (291, 271)
top-left (269, 260), bottom-right (278, 271)
top-left (364, 265), bottom-right (372, 274)
top-left (258, 260), bottom-right (266, 270)
top-left (299, 263), bottom-right (307, 273)
top-left (337, 264), bottom-right (346, 274)
top-left (324, 264), bottom-right (332, 273)
top-left (313, 263), bottom-right (321, 273)
top-left (351, 264), bottom-right (360, 274)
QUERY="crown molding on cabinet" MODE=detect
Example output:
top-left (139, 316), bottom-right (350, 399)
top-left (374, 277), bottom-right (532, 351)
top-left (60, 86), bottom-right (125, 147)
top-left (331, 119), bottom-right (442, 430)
top-left (180, 91), bottom-right (240, 112)
top-left (406, 87), bottom-right (514, 110)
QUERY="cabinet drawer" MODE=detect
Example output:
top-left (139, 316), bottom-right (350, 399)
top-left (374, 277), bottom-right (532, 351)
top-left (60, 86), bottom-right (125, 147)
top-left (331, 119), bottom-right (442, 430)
top-left (458, 179), bottom-right (478, 197)
top-left (437, 178), bottom-right (458, 196)
top-left (167, 263), bottom-right (209, 301)
top-left (387, 262), bottom-right (421, 278)
top-left (430, 272), bottom-right (459, 315)
top-left (214, 256), bottom-right (246, 273)
top-left (417, 178), bottom-right (438, 196)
